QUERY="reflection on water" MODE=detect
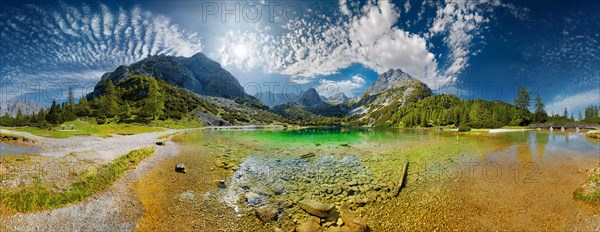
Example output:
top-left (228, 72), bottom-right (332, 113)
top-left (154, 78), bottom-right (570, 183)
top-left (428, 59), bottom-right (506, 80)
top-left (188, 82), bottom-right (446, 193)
top-left (491, 131), bottom-right (600, 160)
top-left (0, 142), bottom-right (40, 157)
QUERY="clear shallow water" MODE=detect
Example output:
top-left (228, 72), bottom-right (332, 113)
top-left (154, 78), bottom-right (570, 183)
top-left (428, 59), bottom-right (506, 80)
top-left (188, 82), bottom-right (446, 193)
top-left (0, 142), bottom-right (40, 157)
top-left (135, 128), bottom-right (600, 231)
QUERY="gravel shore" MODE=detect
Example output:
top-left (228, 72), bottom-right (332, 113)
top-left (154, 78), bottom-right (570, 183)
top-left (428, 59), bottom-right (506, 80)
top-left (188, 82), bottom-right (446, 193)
top-left (0, 129), bottom-right (182, 231)
top-left (0, 129), bottom-right (178, 162)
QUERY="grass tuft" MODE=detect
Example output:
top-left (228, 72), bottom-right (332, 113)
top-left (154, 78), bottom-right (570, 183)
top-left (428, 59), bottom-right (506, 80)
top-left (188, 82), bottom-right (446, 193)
top-left (0, 147), bottom-right (154, 212)
top-left (574, 172), bottom-right (600, 203)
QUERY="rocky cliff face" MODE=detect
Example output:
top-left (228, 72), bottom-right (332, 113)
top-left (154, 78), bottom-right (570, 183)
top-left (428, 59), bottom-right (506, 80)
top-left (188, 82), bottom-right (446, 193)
top-left (323, 92), bottom-right (354, 104)
top-left (299, 88), bottom-right (325, 108)
top-left (358, 69), bottom-right (432, 109)
top-left (253, 91), bottom-right (300, 107)
top-left (351, 69), bottom-right (432, 123)
top-left (0, 99), bottom-right (40, 117)
top-left (89, 53), bottom-right (248, 99)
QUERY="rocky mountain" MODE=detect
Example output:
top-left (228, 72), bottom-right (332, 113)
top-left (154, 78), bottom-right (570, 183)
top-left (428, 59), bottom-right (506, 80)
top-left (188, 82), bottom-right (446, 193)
top-left (253, 91), bottom-right (300, 107)
top-left (299, 88), bottom-right (325, 108)
top-left (89, 53), bottom-right (248, 99)
top-left (323, 92), bottom-right (355, 104)
top-left (350, 69), bottom-right (432, 124)
top-left (0, 99), bottom-right (40, 117)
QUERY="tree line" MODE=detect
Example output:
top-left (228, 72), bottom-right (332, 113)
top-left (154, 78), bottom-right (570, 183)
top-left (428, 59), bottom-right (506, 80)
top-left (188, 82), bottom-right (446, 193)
top-left (364, 86), bottom-right (599, 128)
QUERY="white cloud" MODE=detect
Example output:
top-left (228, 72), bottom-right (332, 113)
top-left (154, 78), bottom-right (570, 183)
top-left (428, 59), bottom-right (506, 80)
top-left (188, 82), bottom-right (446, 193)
top-left (0, 3), bottom-right (203, 96)
top-left (545, 89), bottom-right (600, 116)
top-left (339, 0), bottom-right (351, 16)
top-left (428, 1), bottom-right (528, 79)
top-left (217, 0), bottom-right (443, 87)
top-left (317, 75), bottom-right (367, 97)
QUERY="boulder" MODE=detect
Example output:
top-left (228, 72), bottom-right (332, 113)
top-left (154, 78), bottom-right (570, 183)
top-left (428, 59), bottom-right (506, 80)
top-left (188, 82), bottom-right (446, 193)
top-left (256, 205), bottom-right (278, 221)
top-left (245, 192), bottom-right (263, 206)
top-left (297, 217), bottom-right (322, 232)
top-left (339, 204), bottom-right (367, 232)
top-left (175, 164), bottom-right (186, 173)
top-left (298, 199), bottom-right (334, 218)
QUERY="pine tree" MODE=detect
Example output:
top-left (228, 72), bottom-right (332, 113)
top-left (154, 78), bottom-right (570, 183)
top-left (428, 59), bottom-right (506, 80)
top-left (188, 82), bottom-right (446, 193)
top-left (533, 94), bottom-right (548, 123)
top-left (68, 86), bottom-right (75, 112)
top-left (46, 100), bottom-right (62, 124)
top-left (76, 96), bottom-right (92, 116)
top-left (102, 80), bottom-right (119, 118)
top-left (141, 78), bottom-right (165, 120)
top-left (563, 107), bottom-right (568, 118)
top-left (514, 86), bottom-right (531, 110)
top-left (512, 86), bottom-right (532, 126)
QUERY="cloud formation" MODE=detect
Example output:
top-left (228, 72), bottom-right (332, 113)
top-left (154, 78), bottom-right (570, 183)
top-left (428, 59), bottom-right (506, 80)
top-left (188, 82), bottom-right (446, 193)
top-left (218, 0), bottom-right (440, 86)
top-left (0, 3), bottom-right (203, 101)
top-left (545, 89), bottom-right (600, 116)
top-left (217, 0), bottom-right (524, 88)
top-left (317, 75), bottom-right (366, 97)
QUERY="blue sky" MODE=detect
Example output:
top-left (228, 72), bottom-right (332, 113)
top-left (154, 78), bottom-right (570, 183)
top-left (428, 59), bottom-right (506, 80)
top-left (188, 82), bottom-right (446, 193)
top-left (0, 0), bottom-right (598, 116)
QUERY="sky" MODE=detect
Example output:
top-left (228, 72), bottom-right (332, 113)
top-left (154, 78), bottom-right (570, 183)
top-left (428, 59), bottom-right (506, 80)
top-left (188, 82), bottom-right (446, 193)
top-left (0, 0), bottom-right (598, 116)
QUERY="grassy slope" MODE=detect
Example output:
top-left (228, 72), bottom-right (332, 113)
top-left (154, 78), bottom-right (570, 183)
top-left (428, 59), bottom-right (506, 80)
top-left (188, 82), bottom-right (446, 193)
top-left (0, 147), bottom-right (154, 213)
top-left (2, 113), bottom-right (206, 139)
top-left (2, 119), bottom-right (165, 138)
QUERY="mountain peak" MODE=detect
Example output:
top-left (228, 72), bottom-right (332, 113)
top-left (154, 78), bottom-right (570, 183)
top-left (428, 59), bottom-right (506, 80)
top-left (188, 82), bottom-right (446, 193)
top-left (364, 68), bottom-right (422, 96)
top-left (324, 92), bottom-right (353, 104)
top-left (92, 52), bottom-right (247, 99)
top-left (299, 88), bottom-right (325, 107)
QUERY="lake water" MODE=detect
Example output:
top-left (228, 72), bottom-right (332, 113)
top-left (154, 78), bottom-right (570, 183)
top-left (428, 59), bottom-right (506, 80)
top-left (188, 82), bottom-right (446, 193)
top-left (0, 142), bottom-right (40, 157)
top-left (132, 128), bottom-right (600, 231)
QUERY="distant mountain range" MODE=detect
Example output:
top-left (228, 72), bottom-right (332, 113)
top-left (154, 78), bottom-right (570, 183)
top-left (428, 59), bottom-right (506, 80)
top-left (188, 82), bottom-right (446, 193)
top-left (0, 99), bottom-right (40, 117)
top-left (323, 92), bottom-right (356, 105)
top-left (254, 90), bottom-right (355, 107)
top-left (253, 92), bottom-right (300, 107)
top-left (82, 52), bottom-right (433, 126)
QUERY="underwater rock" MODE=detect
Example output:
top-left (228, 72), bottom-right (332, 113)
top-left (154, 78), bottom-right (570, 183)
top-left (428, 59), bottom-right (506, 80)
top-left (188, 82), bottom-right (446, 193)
top-left (213, 179), bottom-right (226, 188)
top-left (178, 190), bottom-right (195, 202)
top-left (339, 204), bottom-right (367, 232)
top-left (299, 199), bottom-right (334, 218)
top-left (297, 217), bottom-right (322, 232)
top-left (326, 226), bottom-right (352, 232)
top-left (256, 205), bottom-right (278, 221)
top-left (245, 192), bottom-right (263, 206)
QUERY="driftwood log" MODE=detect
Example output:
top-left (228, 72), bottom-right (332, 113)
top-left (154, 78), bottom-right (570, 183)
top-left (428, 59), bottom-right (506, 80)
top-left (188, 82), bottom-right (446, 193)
top-left (394, 161), bottom-right (409, 197)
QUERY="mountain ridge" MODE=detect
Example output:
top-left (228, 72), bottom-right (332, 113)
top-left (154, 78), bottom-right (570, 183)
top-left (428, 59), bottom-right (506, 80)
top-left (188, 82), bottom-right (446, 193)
top-left (89, 53), bottom-right (248, 99)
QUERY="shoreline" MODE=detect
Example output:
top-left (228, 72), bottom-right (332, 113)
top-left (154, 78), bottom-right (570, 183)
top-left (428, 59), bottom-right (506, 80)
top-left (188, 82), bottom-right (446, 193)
top-left (0, 131), bottom-right (182, 231)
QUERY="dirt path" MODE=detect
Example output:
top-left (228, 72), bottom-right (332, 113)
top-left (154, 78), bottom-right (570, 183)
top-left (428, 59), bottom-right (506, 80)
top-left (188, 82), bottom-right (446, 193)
top-left (0, 129), bottom-right (178, 162)
top-left (0, 128), bottom-right (187, 231)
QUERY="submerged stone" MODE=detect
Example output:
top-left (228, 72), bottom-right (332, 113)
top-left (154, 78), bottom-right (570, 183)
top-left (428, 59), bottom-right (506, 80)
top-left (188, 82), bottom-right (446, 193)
top-left (339, 203), bottom-right (367, 232)
top-left (256, 205), bottom-right (278, 221)
top-left (297, 217), bottom-right (322, 232)
top-left (298, 199), bottom-right (334, 218)
top-left (245, 192), bottom-right (263, 206)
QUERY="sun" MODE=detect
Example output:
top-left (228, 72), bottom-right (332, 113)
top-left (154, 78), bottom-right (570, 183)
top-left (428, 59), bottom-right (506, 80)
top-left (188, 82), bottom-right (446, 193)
top-left (233, 43), bottom-right (250, 59)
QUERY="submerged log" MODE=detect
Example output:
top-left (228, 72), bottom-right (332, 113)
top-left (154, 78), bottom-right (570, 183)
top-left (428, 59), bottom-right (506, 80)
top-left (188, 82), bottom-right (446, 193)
top-left (394, 161), bottom-right (409, 197)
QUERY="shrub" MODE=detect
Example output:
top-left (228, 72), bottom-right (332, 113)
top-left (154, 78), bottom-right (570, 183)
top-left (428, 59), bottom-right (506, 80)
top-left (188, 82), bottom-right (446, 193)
top-left (458, 124), bottom-right (471, 132)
